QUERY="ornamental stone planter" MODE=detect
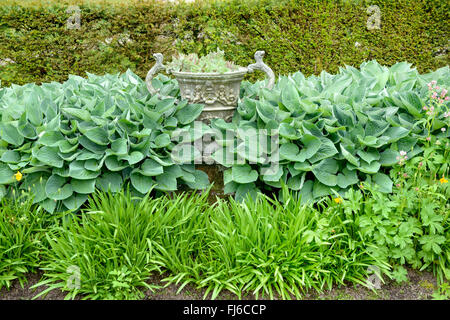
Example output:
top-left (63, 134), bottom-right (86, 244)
top-left (146, 51), bottom-right (275, 122)
top-left (145, 51), bottom-right (275, 199)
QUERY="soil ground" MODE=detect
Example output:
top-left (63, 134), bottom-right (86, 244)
top-left (0, 267), bottom-right (441, 300)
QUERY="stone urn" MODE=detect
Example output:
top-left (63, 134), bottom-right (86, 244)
top-left (145, 51), bottom-right (275, 122)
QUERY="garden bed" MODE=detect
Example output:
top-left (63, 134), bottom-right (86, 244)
top-left (0, 267), bottom-right (439, 300)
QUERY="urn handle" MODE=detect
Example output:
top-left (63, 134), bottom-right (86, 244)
top-left (145, 53), bottom-right (168, 96)
top-left (246, 51), bottom-right (275, 90)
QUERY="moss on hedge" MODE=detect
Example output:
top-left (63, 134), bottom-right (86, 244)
top-left (0, 0), bottom-right (448, 87)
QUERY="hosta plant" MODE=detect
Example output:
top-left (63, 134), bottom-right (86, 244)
top-left (0, 71), bottom-right (209, 212)
top-left (210, 61), bottom-right (450, 202)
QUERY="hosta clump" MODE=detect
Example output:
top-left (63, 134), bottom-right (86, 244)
top-left (0, 71), bottom-right (209, 213)
top-left (211, 61), bottom-right (450, 202)
top-left (166, 48), bottom-right (240, 73)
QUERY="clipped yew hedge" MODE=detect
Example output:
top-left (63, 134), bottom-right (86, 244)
top-left (0, 0), bottom-right (448, 87)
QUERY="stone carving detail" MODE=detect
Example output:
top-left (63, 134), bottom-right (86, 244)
top-left (183, 81), bottom-right (237, 106)
top-left (246, 50), bottom-right (275, 90)
top-left (145, 53), bottom-right (166, 96)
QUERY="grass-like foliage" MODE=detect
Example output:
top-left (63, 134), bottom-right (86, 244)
top-left (35, 187), bottom-right (391, 300)
top-left (34, 189), bottom-right (211, 300)
top-left (0, 193), bottom-right (57, 290)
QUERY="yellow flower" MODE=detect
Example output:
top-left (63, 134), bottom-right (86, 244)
top-left (440, 177), bottom-right (448, 184)
top-left (333, 197), bottom-right (343, 204)
top-left (14, 171), bottom-right (22, 181)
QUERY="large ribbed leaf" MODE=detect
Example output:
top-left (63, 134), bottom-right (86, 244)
top-left (130, 171), bottom-right (154, 194)
top-left (34, 146), bottom-right (64, 168)
top-left (0, 123), bottom-right (24, 146)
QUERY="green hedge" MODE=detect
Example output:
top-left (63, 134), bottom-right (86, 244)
top-left (0, 0), bottom-right (448, 87)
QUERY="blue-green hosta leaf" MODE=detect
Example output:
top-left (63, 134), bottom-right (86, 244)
top-left (261, 166), bottom-right (283, 182)
top-left (340, 144), bottom-right (360, 166)
top-left (58, 140), bottom-right (79, 153)
top-left (185, 170), bottom-right (209, 190)
top-left (110, 138), bottom-right (128, 155)
top-left (38, 131), bottom-right (64, 147)
top-left (299, 134), bottom-right (322, 161)
top-left (281, 84), bottom-right (301, 113)
top-left (34, 146), bottom-right (64, 168)
top-left (287, 172), bottom-right (306, 191)
top-left (149, 154), bottom-right (174, 167)
top-left (1, 150), bottom-right (20, 163)
top-left (384, 127), bottom-right (410, 143)
top-left (332, 104), bottom-right (355, 127)
top-left (105, 156), bottom-right (128, 172)
top-left (256, 100), bottom-right (276, 123)
top-left (399, 91), bottom-right (423, 118)
top-left (175, 103), bottom-right (203, 124)
top-left (63, 193), bottom-right (88, 211)
top-left (156, 98), bottom-right (177, 115)
top-left (373, 172), bottom-right (393, 193)
top-left (337, 168), bottom-right (359, 188)
top-left (279, 123), bottom-right (300, 140)
top-left (299, 180), bottom-right (314, 205)
top-left (357, 149), bottom-right (380, 164)
top-left (45, 175), bottom-right (73, 200)
top-left (52, 166), bottom-right (70, 177)
top-left (224, 181), bottom-right (239, 194)
top-left (0, 123), bottom-right (24, 146)
top-left (26, 98), bottom-right (43, 126)
top-left (39, 198), bottom-right (57, 214)
top-left (140, 159), bottom-right (164, 176)
top-left (238, 97), bottom-right (257, 120)
top-left (118, 118), bottom-right (139, 135)
top-left (76, 151), bottom-right (103, 161)
top-left (308, 138), bottom-right (338, 163)
top-left (18, 120), bottom-right (37, 139)
top-left (71, 179), bottom-right (96, 194)
top-left (84, 127), bottom-right (109, 146)
top-left (62, 108), bottom-right (91, 121)
top-left (293, 161), bottom-right (313, 171)
top-left (298, 99), bottom-right (318, 114)
top-left (78, 136), bottom-right (107, 154)
top-left (96, 172), bottom-right (123, 192)
top-left (119, 151), bottom-right (144, 165)
top-left (236, 142), bottom-right (266, 164)
top-left (154, 133), bottom-right (171, 148)
top-left (69, 161), bottom-right (100, 180)
top-left (312, 180), bottom-right (335, 198)
top-left (379, 149), bottom-right (400, 166)
top-left (171, 144), bottom-right (202, 164)
top-left (155, 171), bottom-right (178, 191)
top-left (365, 120), bottom-right (390, 137)
top-left (312, 158), bottom-right (339, 186)
top-left (228, 165), bottom-right (258, 184)
top-left (58, 151), bottom-right (81, 162)
top-left (358, 160), bottom-right (381, 174)
top-left (280, 143), bottom-right (303, 162)
top-left (235, 182), bottom-right (259, 202)
top-left (0, 163), bottom-right (15, 184)
top-left (357, 135), bottom-right (378, 147)
top-left (130, 171), bottom-right (154, 194)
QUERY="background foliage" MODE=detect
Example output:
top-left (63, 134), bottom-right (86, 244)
top-left (0, 0), bottom-right (448, 87)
